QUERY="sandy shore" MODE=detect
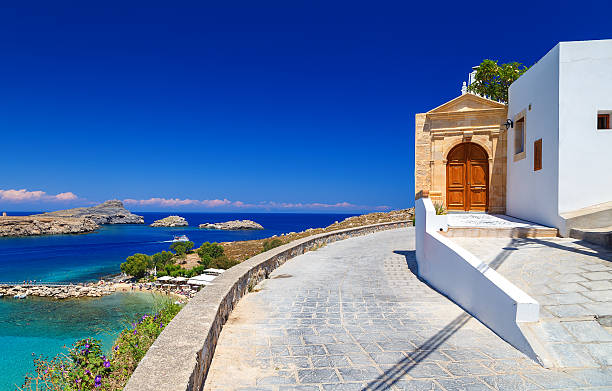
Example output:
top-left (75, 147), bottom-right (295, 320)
top-left (112, 282), bottom-right (190, 301)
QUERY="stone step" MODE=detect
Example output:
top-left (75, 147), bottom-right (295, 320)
top-left (569, 226), bottom-right (612, 248)
top-left (442, 226), bottom-right (558, 238)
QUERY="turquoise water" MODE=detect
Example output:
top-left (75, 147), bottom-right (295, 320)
top-left (0, 212), bottom-right (354, 389)
top-left (0, 292), bottom-right (165, 390)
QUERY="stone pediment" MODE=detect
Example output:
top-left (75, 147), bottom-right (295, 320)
top-left (427, 93), bottom-right (506, 114)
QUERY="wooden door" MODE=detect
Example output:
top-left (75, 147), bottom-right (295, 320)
top-left (446, 143), bottom-right (489, 211)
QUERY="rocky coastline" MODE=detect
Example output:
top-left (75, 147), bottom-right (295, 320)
top-left (150, 215), bottom-right (188, 227)
top-left (199, 219), bottom-right (264, 230)
top-left (0, 281), bottom-right (116, 299)
top-left (0, 216), bottom-right (99, 237)
top-left (38, 200), bottom-right (144, 224)
top-left (0, 200), bottom-right (144, 237)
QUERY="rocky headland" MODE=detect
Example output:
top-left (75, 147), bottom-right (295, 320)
top-left (38, 200), bottom-right (144, 224)
top-left (0, 216), bottom-right (99, 237)
top-left (150, 216), bottom-right (188, 227)
top-left (199, 220), bottom-right (264, 230)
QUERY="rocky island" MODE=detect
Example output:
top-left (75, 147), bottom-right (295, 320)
top-left (0, 200), bottom-right (144, 237)
top-left (38, 200), bottom-right (144, 224)
top-left (199, 219), bottom-right (264, 230)
top-left (150, 216), bottom-right (188, 227)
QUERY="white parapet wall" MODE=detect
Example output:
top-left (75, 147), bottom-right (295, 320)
top-left (415, 197), bottom-right (542, 363)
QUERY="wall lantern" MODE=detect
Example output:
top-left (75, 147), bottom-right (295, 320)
top-left (504, 119), bottom-right (514, 130)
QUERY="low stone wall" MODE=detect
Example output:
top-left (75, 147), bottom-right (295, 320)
top-left (124, 221), bottom-right (410, 391)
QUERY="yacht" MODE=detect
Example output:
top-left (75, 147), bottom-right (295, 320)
top-left (172, 235), bottom-right (189, 242)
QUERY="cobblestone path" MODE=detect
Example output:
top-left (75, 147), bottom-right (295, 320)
top-left (454, 236), bottom-right (612, 369)
top-left (204, 228), bottom-right (612, 390)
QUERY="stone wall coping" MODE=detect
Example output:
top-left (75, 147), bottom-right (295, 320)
top-left (124, 220), bottom-right (411, 391)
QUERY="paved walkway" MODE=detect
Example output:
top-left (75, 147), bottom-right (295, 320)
top-left (454, 236), bottom-right (612, 368)
top-left (204, 228), bottom-right (612, 390)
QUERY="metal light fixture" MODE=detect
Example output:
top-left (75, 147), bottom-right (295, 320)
top-left (504, 119), bottom-right (513, 130)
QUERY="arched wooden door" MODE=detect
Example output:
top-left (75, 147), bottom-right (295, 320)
top-left (446, 142), bottom-right (489, 211)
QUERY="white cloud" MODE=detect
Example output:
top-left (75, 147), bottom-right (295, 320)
top-left (0, 189), bottom-right (79, 202)
top-left (0, 188), bottom-right (392, 211)
top-left (123, 197), bottom-right (390, 211)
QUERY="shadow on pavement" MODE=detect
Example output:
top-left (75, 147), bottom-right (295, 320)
top-left (363, 312), bottom-right (471, 390)
top-left (367, 250), bottom-right (472, 389)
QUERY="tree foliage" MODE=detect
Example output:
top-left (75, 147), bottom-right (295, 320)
top-left (120, 253), bottom-right (152, 279)
top-left (151, 251), bottom-right (174, 268)
top-left (169, 241), bottom-right (194, 256)
top-left (467, 59), bottom-right (529, 103)
top-left (196, 242), bottom-right (237, 269)
top-left (157, 264), bottom-right (205, 278)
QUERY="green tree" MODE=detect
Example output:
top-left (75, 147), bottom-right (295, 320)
top-left (120, 253), bottom-right (152, 279)
top-left (151, 250), bottom-right (174, 268)
top-left (197, 242), bottom-right (224, 258)
top-left (195, 242), bottom-right (238, 270)
top-left (197, 242), bottom-right (225, 268)
top-left (467, 59), bottom-right (529, 103)
top-left (170, 241), bottom-right (194, 256)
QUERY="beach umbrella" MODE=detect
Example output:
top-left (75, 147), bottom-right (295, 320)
top-left (191, 274), bottom-right (217, 282)
top-left (187, 279), bottom-right (210, 286)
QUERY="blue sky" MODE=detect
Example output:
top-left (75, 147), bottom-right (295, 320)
top-left (1, 1), bottom-right (610, 212)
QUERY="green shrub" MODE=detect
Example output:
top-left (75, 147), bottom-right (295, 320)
top-left (433, 202), bottom-right (447, 215)
top-left (262, 238), bottom-right (283, 252)
top-left (210, 255), bottom-right (239, 270)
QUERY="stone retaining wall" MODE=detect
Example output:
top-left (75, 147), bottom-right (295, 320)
top-left (124, 221), bottom-right (411, 391)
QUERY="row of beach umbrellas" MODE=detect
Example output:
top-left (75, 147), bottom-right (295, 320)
top-left (155, 268), bottom-right (225, 287)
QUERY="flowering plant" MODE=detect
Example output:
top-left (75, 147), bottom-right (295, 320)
top-left (21, 301), bottom-right (181, 391)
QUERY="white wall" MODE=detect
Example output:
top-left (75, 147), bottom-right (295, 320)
top-left (507, 45), bottom-right (561, 228)
top-left (415, 197), bottom-right (541, 363)
top-left (558, 40), bottom-right (612, 214)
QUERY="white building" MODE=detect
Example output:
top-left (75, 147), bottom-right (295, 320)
top-left (506, 39), bottom-right (612, 236)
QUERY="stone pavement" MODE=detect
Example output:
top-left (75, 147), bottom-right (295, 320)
top-left (204, 228), bottom-right (612, 390)
top-left (454, 236), bottom-right (612, 369)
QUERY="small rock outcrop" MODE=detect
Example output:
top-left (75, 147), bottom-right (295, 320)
top-left (199, 220), bottom-right (263, 230)
top-left (150, 216), bottom-right (188, 227)
top-left (0, 282), bottom-right (115, 299)
top-left (38, 200), bottom-right (144, 224)
top-left (0, 216), bottom-right (99, 237)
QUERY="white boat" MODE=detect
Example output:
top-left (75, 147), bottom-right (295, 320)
top-left (172, 235), bottom-right (189, 242)
top-left (14, 293), bottom-right (27, 299)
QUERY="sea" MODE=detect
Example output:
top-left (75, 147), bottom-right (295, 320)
top-left (0, 212), bottom-right (355, 390)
